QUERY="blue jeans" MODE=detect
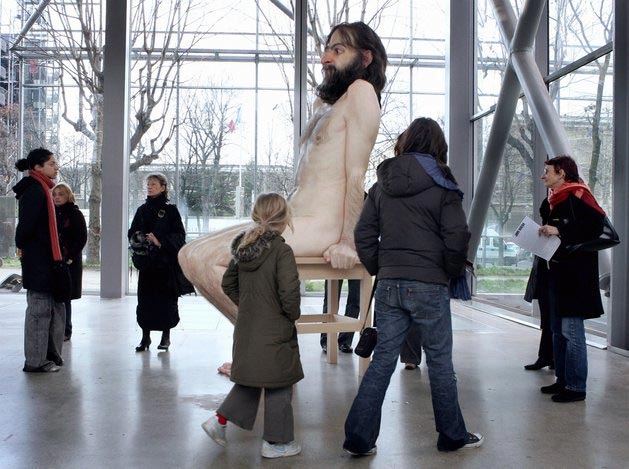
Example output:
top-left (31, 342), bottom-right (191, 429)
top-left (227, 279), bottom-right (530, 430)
top-left (548, 280), bottom-right (588, 392)
top-left (344, 279), bottom-right (468, 453)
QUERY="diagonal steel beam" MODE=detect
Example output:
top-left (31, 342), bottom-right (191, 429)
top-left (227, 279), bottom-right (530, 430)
top-left (468, 0), bottom-right (571, 263)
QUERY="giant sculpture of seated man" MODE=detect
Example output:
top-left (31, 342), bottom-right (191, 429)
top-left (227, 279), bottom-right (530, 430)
top-left (179, 22), bottom-right (388, 324)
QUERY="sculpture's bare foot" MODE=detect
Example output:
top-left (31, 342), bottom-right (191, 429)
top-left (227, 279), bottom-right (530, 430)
top-left (217, 362), bottom-right (232, 377)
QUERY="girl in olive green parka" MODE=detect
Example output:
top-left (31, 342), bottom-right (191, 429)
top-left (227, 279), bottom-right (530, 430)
top-left (202, 192), bottom-right (303, 459)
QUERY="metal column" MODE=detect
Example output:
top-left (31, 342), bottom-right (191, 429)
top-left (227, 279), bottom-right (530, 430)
top-left (292, 0), bottom-right (307, 168)
top-left (609, 0), bottom-right (629, 354)
top-left (100, 0), bottom-right (131, 298)
top-left (447, 0), bottom-right (474, 215)
top-left (468, 0), bottom-right (571, 261)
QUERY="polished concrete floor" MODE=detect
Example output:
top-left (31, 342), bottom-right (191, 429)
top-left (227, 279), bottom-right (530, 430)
top-left (1, 292), bottom-right (629, 469)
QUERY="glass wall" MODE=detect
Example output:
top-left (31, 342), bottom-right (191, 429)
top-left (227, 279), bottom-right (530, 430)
top-left (473, 0), bottom-right (614, 338)
top-left (548, 0), bottom-right (613, 72)
top-left (0, 0), bottom-right (106, 293)
top-left (0, 0), bottom-right (450, 294)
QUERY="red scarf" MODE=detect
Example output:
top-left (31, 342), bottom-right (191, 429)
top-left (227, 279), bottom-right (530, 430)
top-left (548, 182), bottom-right (605, 216)
top-left (29, 170), bottom-right (62, 261)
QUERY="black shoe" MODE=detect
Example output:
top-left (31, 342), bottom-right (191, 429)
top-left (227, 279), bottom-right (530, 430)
top-left (540, 382), bottom-right (566, 394)
top-left (524, 358), bottom-right (554, 370)
top-left (343, 445), bottom-right (377, 456)
top-left (552, 389), bottom-right (586, 403)
top-left (46, 353), bottom-right (64, 366)
top-left (23, 362), bottom-right (61, 373)
top-left (321, 344), bottom-right (327, 354)
top-left (339, 344), bottom-right (353, 353)
top-left (157, 340), bottom-right (170, 351)
top-left (135, 339), bottom-right (151, 352)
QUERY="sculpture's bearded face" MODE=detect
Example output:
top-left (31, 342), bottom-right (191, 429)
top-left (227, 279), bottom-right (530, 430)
top-left (316, 48), bottom-right (365, 105)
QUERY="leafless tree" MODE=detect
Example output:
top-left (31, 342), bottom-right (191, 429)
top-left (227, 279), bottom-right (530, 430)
top-left (565, 0), bottom-right (613, 192)
top-left (0, 104), bottom-right (21, 196)
top-left (20, 0), bottom-right (207, 262)
top-left (178, 88), bottom-right (238, 230)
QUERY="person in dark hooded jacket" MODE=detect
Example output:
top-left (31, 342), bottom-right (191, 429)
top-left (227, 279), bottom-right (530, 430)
top-left (343, 118), bottom-right (483, 455)
top-left (201, 192), bottom-right (303, 459)
top-left (13, 148), bottom-right (65, 373)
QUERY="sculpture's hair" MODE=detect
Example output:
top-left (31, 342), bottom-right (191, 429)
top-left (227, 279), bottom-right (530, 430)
top-left (15, 147), bottom-right (53, 171)
top-left (147, 172), bottom-right (169, 198)
top-left (394, 117), bottom-right (457, 184)
top-left (326, 22), bottom-right (388, 105)
top-left (238, 192), bottom-right (293, 250)
top-left (545, 155), bottom-right (581, 183)
top-left (52, 182), bottom-right (76, 204)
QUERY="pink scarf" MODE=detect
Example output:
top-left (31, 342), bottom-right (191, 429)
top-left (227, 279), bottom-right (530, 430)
top-left (28, 170), bottom-right (62, 262)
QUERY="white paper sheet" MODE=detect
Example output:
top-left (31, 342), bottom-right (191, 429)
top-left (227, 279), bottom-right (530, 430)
top-left (510, 216), bottom-right (561, 261)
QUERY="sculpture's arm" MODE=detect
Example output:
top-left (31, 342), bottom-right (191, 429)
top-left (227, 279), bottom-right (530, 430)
top-left (323, 80), bottom-right (381, 269)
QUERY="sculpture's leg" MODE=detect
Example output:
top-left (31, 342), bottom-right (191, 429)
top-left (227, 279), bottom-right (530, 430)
top-left (178, 225), bottom-right (243, 324)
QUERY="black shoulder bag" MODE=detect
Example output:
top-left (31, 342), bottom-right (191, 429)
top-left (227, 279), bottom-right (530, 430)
top-left (563, 199), bottom-right (620, 254)
top-left (354, 279), bottom-right (379, 358)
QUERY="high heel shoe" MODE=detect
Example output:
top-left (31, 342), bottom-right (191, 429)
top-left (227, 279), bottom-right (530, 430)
top-left (524, 358), bottom-right (554, 370)
top-left (157, 340), bottom-right (170, 351)
top-left (135, 339), bottom-right (151, 352)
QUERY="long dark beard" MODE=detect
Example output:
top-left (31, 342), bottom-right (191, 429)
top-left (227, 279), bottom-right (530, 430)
top-left (316, 55), bottom-right (365, 105)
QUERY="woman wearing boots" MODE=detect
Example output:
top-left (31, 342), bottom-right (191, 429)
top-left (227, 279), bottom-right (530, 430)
top-left (129, 173), bottom-right (193, 352)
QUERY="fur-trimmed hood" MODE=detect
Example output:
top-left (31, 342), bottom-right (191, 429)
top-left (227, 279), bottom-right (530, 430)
top-left (230, 230), bottom-right (282, 271)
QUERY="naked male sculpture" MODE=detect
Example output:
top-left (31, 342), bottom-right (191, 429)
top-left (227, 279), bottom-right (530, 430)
top-left (179, 22), bottom-right (388, 325)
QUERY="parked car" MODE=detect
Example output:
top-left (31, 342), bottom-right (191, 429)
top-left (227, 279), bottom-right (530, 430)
top-left (475, 228), bottom-right (523, 266)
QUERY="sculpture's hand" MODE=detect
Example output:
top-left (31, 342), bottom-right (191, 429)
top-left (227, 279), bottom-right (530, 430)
top-left (323, 242), bottom-right (359, 269)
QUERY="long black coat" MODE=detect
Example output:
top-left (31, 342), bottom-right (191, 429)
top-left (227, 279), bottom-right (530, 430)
top-left (13, 177), bottom-right (54, 293)
top-left (526, 194), bottom-right (604, 319)
top-left (56, 202), bottom-right (87, 299)
top-left (128, 194), bottom-right (191, 331)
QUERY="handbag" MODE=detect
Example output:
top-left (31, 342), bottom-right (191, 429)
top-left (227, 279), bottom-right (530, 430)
top-left (564, 215), bottom-right (620, 254)
top-left (354, 326), bottom-right (378, 358)
top-left (51, 261), bottom-right (72, 303)
top-left (354, 279), bottom-right (379, 358)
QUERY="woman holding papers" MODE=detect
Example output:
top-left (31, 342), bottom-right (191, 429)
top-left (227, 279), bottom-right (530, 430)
top-left (527, 156), bottom-right (605, 403)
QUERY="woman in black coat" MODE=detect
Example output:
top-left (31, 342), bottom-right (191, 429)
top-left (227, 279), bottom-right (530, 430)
top-left (530, 156), bottom-right (605, 403)
top-left (129, 173), bottom-right (193, 352)
top-left (13, 148), bottom-right (65, 372)
top-left (53, 183), bottom-right (87, 341)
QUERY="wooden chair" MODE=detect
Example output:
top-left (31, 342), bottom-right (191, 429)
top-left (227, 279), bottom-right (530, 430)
top-left (295, 257), bottom-right (373, 376)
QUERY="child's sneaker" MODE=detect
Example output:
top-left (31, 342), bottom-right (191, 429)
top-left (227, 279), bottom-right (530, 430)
top-left (201, 418), bottom-right (227, 447)
top-left (462, 432), bottom-right (484, 449)
top-left (261, 440), bottom-right (301, 458)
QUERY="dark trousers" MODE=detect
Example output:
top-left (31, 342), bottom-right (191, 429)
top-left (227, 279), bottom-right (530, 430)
top-left (320, 279), bottom-right (360, 348)
top-left (218, 384), bottom-right (294, 444)
top-left (64, 300), bottom-right (72, 338)
top-left (536, 288), bottom-right (554, 363)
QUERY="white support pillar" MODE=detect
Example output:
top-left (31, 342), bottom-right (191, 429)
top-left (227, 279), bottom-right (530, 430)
top-left (446, 0), bottom-right (474, 215)
top-left (101, 0), bottom-right (130, 298)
